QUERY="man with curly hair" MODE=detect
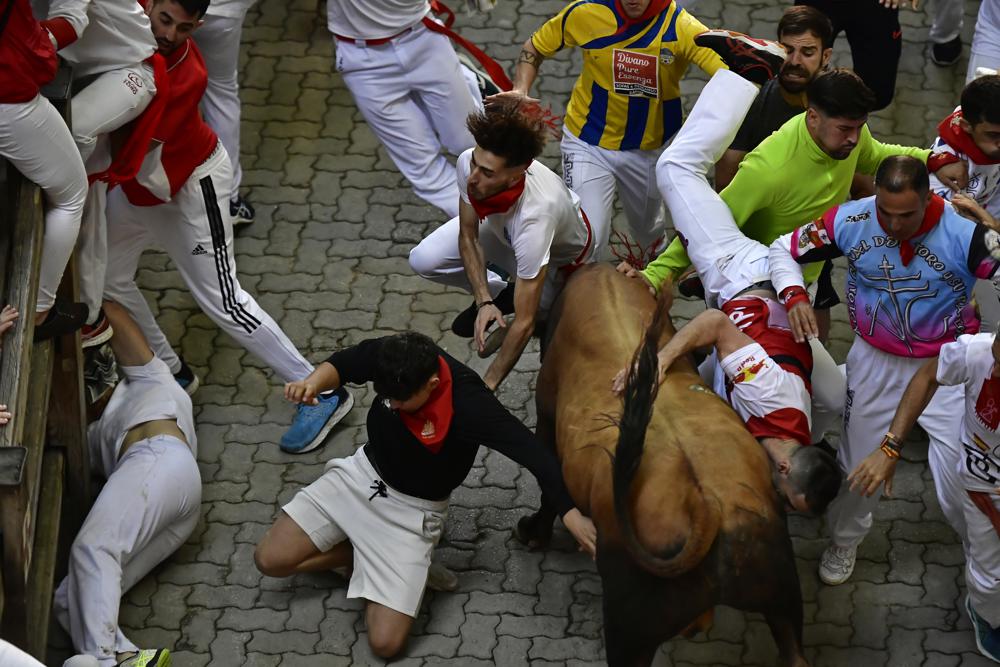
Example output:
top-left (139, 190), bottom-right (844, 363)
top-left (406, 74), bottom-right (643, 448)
top-left (409, 102), bottom-right (596, 391)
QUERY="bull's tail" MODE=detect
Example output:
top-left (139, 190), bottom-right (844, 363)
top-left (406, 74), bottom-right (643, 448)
top-left (612, 292), bottom-right (720, 578)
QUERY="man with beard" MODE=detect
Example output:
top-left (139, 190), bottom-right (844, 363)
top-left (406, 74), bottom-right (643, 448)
top-left (408, 101), bottom-right (595, 391)
top-left (714, 6), bottom-right (833, 191)
top-left (642, 66), bottom-right (967, 342)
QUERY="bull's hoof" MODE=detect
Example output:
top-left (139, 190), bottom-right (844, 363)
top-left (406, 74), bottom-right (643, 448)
top-left (513, 513), bottom-right (553, 550)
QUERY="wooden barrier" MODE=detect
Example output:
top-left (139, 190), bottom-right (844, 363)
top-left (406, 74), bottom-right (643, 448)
top-left (0, 62), bottom-right (91, 659)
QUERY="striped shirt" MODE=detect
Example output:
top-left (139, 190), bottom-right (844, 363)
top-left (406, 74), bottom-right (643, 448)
top-left (531, 0), bottom-right (724, 151)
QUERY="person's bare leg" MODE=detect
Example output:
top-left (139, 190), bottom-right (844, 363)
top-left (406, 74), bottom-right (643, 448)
top-left (254, 511), bottom-right (352, 577)
top-left (365, 601), bottom-right (416, 659)
top-left (102, 300), bottom-right (154, 367)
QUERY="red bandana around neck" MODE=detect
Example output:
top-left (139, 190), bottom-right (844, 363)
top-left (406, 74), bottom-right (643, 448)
top-left (468, 176), bottom-right (526, 220)
top-left (613, 0), bottom-right (671, 27)
top-left (397, 356), bottom-right (455, 454)
top-left (938, 110), bottom-right (1000, 166)
top-left (877, 194), bottom-right (945, 266)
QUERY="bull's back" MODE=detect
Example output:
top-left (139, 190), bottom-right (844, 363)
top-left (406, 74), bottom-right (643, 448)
top-left (540, 265), bottom-right (778, 551)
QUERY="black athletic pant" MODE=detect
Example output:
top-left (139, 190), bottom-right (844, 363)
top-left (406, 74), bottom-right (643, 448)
top-left (795, 0), bottom-right (902, 110)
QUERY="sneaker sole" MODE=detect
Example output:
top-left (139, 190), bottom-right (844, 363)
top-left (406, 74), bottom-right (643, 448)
top-left (231, 216), bottom-right (254, 227)
top-left (284, 390), bottom-right (355, 454)
top-left (81, 324), bottom-right (115, 349)
top-left (181, 372), bottom-right (201, 396)
top-left (818, 565), bottom-right (853, 586)
top-left (967, 595), bottom-right (1000, 663)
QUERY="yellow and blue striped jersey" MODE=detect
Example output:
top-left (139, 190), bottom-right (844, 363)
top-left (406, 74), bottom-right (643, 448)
top-left (531, 0), bottom-right (724, 151)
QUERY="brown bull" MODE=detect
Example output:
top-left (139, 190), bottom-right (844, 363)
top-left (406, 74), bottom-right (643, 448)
top-left (516, 264), bottom-right (808, 667)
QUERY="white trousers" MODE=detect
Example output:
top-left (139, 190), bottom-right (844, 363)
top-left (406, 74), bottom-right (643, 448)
top-left (0, 640), bottom-right (43, 667)
top-left (336, 24), bottom-right (480, 217)
top-left (967, 51), bottom-right (1000, 83)
top-left (74, 63), bottom-right (157, 321)
top-left (103, 143), bottom-right (314, 381)
top-left (964, 489), bottom-right (1000, 628)
top-left (659, 70), bottom-right (847, 438)
top-left (408, 216), bottom-right (569, 312)
top-left (0, 94), bottom-right (87, 312)
top-left (193, 12), bottom-right (249, 201)
top-left (929, 0), bottom-right (964, 44)
top-left (561, 127), bottom-right (665, 259)
top-left (826, 337), bottom-right (967, 548)
top-left (53, 435), bottom-right (200, 666)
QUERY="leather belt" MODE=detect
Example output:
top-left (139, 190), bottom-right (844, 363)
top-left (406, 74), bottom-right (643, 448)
top-left (334, 27), bottom-right (412, 46)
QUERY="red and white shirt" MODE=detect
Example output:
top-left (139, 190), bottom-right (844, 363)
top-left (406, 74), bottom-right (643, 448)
top-left (717, 295), bottom-right (814, 446)
top-left (120, 40), bottom-right (218, 207)
top-left (937, 333), bottom-right (1000, 492)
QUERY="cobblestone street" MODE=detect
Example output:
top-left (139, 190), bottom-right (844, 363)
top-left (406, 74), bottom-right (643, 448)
top-left (48, 0), bottom-right (996, 664)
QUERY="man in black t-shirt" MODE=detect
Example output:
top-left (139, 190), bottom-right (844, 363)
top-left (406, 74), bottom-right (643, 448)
top-left (253, 331), bottom-right (596, 660)
top-left (715, 6), bottom-right (833, 191)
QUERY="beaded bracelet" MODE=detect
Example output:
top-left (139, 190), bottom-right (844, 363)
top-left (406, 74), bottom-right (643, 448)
top-left (880, 432), bottom-right (903, 459)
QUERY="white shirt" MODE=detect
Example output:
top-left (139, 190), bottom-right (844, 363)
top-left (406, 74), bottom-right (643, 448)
top-left (327, 0), bottom-right (429, 39)
top-left (937, 333), bottom-right (1000, 491)
top-left (929, 109), bottom-right (1000, 218)
top-left (972, 0), bottom-right (1000, 61)
top-left (457, 149), bottom-right (592, 280)
top-left (205, 0), bottom-right (257, 19)
top-left (36, 0), bottom-right (155, 78)
top-left (88, 357), bottom-right (197, 479)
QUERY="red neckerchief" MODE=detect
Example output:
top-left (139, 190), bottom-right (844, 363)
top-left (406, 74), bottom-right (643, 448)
top-left (88, 52), bottom-right (169, 188)
top-left (468, 176), bottom-right (526, 220)
top-left (613, 0), bottom-right (670, 27)
top-left (938, 110), bottom-right (1000, 166)
top-left (877, 194), bottom-right (945, 266)
top-left (397, 356), bottom-right (454, 454)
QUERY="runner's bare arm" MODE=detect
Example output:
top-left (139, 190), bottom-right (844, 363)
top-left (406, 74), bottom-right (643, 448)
top-left (483, 268), bottom-right (546, 391)
top-left (486, 38), bottom-right (543, 105)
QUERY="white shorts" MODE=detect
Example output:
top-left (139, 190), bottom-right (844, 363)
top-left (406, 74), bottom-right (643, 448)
top-left (719, 343), bottom-right (812, 445)
top-left (283, 447), bottom-right (448, 617)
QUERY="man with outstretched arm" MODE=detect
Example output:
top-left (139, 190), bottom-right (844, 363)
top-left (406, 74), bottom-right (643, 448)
top-left (254, 332), bottom-right (596, 660)
top-left (408, 101), bottom-right (595, 391)
top-left (769, 155), bottom-right (1000, 587)
top-left (849, 330), bottom-right (1000, 663)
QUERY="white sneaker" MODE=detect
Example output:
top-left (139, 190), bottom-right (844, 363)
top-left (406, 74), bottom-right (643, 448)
top-left (426, 561), bottom-right (458, 592)
top-left (818, 544), bottom-right (857, 585)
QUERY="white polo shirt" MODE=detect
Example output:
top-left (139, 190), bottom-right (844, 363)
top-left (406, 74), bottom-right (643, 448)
top-left (457, 148), bottom-right (593, 280)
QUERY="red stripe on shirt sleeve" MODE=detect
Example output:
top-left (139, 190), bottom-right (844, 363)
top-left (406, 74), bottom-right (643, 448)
top-left (40, 17), bottom-right (78, 49)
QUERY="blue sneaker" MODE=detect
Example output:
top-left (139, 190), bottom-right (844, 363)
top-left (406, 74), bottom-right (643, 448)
top-left (967, 595), bottom-right (1000, 663)
top-left (280, 386), bottom-right (354, 453)
top-left (174, 358), bottom-right (200, 396)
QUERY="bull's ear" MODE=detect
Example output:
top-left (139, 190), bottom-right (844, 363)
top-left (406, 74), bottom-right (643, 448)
top-left (777, 459), bottom-right (792, 477)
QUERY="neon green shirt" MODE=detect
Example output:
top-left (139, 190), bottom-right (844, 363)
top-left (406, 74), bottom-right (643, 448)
top-left (642, 113), bottom-right (931, 289)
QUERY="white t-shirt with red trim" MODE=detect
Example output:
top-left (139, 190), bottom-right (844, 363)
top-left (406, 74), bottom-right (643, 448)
top-left (937, 332), bottom-right (1000, 492)
top-left (456, 149), bottom-right (592, 280)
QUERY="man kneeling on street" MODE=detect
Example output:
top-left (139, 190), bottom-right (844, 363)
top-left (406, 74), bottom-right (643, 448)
top-left (254, 331), bottom-right (597, 659)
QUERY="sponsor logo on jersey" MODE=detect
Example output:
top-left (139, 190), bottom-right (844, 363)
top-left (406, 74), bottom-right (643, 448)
top-left (844, 211), bottom-right (871, 224)
top-left (611, 49), bottom-right (659, 98)
top-left (659, 48), bottom-right (674, 65)
top-left (732, 358), bottom-right (767, 385)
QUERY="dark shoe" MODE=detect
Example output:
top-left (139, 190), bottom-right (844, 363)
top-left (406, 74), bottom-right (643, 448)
top-left (694, 30), bottom-right (786, 85)
top-left (174, 358), bottom-right (201, 396)
top-left (967, 594), bottom-right (1000, 662)
top-left (81, 308), bottom-right (114, 348)
top-left (678, 273), bottom-right (705, 300)
top-left (931, 36), bottom-right (962, 66)
top-left (457, 52), bottom-right (502, 98)
top-left (33, 299), bottom-right (88, 342)
top-left (451, 283), bottom-right (516, 338)
top-left (230, 195), bottom-right (255, 226)
top-left (83, 343), bottom-right (119, 405)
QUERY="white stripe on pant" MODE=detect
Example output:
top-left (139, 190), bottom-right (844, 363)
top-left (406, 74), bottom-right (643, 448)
top-left (827, 337), bottom-right (967, 548)
top-left (103, 143), bottom-right (314, 382)
top-left (53, 435), bottom-right (200, 666)
top-left (0, 94), bottom-right (87, 312)
top-left (335, 24), bottom-right (480, 217)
